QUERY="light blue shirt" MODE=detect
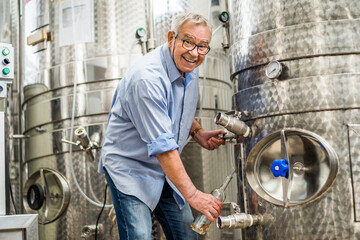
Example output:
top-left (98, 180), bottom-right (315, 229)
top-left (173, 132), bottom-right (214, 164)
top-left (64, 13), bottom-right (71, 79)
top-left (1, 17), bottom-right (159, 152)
top-left (98, 43), bottom-right (199, 210)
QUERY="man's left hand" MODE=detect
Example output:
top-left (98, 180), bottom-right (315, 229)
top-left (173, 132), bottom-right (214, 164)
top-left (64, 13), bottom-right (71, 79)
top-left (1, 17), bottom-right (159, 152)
top-left (193, 129), bottom-right (227, 150)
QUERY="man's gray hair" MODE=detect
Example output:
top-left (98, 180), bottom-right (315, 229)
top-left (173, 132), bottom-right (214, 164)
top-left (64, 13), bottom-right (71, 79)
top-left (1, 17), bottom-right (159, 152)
top-left (171, 12), bottom-right (212, 35)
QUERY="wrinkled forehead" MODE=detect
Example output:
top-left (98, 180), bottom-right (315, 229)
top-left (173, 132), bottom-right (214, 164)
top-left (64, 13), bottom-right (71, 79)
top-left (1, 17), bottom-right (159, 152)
top-left (178, 22), bottom-right (211, 43)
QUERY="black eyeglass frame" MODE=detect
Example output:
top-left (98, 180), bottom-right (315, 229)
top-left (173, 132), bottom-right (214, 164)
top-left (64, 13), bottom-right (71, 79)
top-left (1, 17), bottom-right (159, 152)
top-left (175, 34), bottom-right (211, 55)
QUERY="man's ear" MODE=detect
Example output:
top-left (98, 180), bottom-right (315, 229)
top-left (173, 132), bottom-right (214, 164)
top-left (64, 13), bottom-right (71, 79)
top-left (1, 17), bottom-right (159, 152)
top-left (167, 31), bottom-right (175, 48)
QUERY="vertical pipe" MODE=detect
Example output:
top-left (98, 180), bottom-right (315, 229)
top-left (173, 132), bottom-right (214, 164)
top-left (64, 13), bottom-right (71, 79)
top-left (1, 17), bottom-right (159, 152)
top-left (15, 0), bottom-right (24, 213)
top-left (219, 0), bottom-right (230, 48)
top-left (0, 111), bottom-right (6, 215)
top-left (240, 142), bottom-right (248, 213)
top-left (146, 0), bottom-right (156, 51)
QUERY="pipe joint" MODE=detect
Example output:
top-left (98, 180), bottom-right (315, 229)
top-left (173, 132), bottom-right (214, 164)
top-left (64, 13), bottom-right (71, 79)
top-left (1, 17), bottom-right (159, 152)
top-left (216, 202), bottom-right (263, 229)
top-left (62, 127), bottom-right (99, 163)
top-left (217, 212), bottom-right (262, 229)
top-left (214, 111), bottom-right (251, 137)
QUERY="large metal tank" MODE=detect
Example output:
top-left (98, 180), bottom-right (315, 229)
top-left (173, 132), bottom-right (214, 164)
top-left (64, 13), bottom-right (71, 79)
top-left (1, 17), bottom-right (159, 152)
top-left (22, 0), bottom-right (146, 239)
top-left (21, 0), bottom-right (237, 240)
top-left (229, 0), bottom-right (360, 239)
top-left (152, 1), bottom-right (239, 239)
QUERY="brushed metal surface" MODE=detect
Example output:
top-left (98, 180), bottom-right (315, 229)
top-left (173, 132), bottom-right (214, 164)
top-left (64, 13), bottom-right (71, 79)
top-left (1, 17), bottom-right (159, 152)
top-left (21, 1), bottom-right (237, 240)
top-left (246, 128), bottom-right (339, 207)
top-left (240, 111), bottom-right (360, 239)
top-left (348, 124), bottom-right (360, 222)
top-left (231, 0), bottom-right (360, 39)
top-left (230, 0), bottom-right (360, 72)
top-left (230, 20), bottom-right (360, 71)
top-left (230, 0), bottom-right (360, 239)
top-left (234, 54), bottom-right (360, 90)
top-left (22, 0), bottom-right (147, 239)
top-left (151, 1), bottom-right (238, 240)
top-left (23, 168), bottom-right (71, 224)
top-left (235, 74), bottom-right (360, 120)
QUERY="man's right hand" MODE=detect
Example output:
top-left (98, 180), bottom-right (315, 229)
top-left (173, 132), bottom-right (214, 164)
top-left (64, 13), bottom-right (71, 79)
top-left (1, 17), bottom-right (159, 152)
top-left (186, 189), bottom-right (223, 222)
top-left (156, 149), bottom-right (223, 222)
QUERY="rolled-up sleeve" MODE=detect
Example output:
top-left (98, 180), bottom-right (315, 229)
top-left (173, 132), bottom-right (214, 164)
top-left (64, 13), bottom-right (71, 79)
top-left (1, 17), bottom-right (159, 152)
top-left (125, 76), bottom-right (178, 157)
top-left (147, 132), bottom-right (178, 157)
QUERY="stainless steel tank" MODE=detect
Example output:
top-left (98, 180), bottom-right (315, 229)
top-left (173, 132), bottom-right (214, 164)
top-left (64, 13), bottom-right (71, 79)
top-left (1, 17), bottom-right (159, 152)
top-left (151, 1), bottom-right (239, 239)
top-left (229, 0), bottom-right (360, 239)
top-left (21, 0), bottom-right (237, 240)
top-left (22, 0), bottom-right (146, 239)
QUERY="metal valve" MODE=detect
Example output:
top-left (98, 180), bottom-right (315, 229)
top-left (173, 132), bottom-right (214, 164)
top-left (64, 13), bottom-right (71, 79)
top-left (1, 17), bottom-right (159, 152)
top-left (61, 127), bottom-right (99, 162)
top-left (214, 111), bottom-right (251, 137)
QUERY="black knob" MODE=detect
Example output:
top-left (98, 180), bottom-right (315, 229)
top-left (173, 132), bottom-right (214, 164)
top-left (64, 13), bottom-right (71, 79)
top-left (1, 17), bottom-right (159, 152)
top-left (2, 58), bottom-right (10, 65)
top-left (27, 183), bottom-right (45, 210)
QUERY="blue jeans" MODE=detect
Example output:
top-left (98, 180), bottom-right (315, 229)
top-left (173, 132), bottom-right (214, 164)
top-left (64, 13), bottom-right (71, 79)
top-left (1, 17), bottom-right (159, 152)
top-left (104, 168), bottom-right (198, 240)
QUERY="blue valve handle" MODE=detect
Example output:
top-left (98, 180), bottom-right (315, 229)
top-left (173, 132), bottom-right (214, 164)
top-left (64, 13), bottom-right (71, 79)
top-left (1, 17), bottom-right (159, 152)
top-left (271, 159), bottom-right (289, 178)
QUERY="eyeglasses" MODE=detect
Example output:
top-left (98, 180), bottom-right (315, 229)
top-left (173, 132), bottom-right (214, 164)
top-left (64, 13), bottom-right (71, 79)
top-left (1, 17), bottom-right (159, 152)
top-left (175, 34), bottom-right (211, 55)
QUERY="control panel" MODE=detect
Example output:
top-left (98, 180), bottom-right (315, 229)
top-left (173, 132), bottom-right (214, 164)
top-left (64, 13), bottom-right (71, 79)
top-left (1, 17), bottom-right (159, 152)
top-left (0, 43), bottom-right (14, 80)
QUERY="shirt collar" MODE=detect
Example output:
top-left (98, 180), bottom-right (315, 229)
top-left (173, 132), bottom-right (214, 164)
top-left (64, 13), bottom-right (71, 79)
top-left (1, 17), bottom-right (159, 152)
top-left (162, 43), bottom-right (184, 83)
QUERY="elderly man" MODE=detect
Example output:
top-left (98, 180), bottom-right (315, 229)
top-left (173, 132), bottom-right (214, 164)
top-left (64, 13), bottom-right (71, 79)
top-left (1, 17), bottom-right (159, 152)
top-left (98, 12), bottom-right (226, 240)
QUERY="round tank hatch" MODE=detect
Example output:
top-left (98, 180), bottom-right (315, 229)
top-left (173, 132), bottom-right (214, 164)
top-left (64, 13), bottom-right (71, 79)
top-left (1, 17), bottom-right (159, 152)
top-left (23, 168), bottom-right (70, 224)
top-left (246, 128), bottom-right (338, 207)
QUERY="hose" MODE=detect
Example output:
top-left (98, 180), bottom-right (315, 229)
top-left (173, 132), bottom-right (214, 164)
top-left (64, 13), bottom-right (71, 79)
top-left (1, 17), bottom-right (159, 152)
top-left (68, 0), bottom-right (112, 208)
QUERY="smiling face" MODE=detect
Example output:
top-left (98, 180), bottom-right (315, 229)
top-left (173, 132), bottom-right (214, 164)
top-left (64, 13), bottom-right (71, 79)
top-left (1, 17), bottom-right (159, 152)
top-left (168, 21), bottom-right (211, 76)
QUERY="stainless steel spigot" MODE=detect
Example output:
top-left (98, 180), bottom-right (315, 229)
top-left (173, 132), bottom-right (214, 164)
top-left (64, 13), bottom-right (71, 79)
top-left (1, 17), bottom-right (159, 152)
top-left (61, 127), bottom-right (99, 163)
top-left (75, 127), bottom-right (95, 162)
top-left (217, 212), bottom-right (263, 229)
top-left (216, 202), bottom-right (266, 229)
top-left (214, 112), bottom-right (251, 137)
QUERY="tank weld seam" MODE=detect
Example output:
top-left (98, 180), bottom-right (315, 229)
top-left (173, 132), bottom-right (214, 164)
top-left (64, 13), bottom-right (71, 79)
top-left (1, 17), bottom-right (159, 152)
top-left (22, 78), bottom-right (121, 106)
top-left (233, 18), bottom-right (360, 42)
top-left (23, 112), bottom-right (108, 134)
top-left (23, 148), bottom-right (85, 164)
top-left (236, 72), bottom-right (360, 92)
top-left (242, 107), bottom-right (360, 121)
top-left (230, 52), bottom-right (360, 81)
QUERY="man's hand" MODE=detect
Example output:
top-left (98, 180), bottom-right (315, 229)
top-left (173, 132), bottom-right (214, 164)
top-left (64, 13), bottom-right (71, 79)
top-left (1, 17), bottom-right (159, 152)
top-left (186, 189), bottom-right (223, 222)
top-left (156, 150), bottom-right (223, 222)
top-left (193, 129), bottom-right (227, 150)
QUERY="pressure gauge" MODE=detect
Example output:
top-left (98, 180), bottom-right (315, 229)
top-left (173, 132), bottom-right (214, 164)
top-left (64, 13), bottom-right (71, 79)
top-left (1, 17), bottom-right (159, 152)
top-left (219, 11), bottom-right (230, 23)
top-left (136, 28), bottom-right (147, 38)
top-left (265, 60), bottom-right (282, 79)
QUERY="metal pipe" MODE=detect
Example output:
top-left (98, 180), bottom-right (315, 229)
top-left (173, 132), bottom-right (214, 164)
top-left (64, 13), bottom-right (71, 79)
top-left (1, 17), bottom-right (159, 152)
top-left (0, 111), bottom-right (6, 215)
top-left (146, 0), bottom-right (155, 51)
top-left (81, 224), bottom-right (103, 239)
top-left (74, 127), bottom-right (95, 163)
top-left (219, 0), bottom-right (230, 48)
top-left (74, 127), bottom-right (91, 149)
top-left (240, 143), bottom-right (248, 213)
top-left (217, 212), bottom-right (263, 229)
top-left (215, 112), bottom-right (251, 137)
top-left (18, 0), bottom-right (24, 214)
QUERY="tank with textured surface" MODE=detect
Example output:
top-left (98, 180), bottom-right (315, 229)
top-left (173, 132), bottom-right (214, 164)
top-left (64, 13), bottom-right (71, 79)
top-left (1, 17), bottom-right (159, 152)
top-left (228, 0), bottom-right (360, 239)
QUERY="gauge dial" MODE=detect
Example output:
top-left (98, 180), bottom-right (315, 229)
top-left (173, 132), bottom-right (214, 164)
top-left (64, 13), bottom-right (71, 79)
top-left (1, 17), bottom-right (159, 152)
top-left (265, 60), bottom-right (282, 79)
top-left (219, 11), bottom-right (230, 23)
top-left (136, 28), bottom-right (147, 38)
